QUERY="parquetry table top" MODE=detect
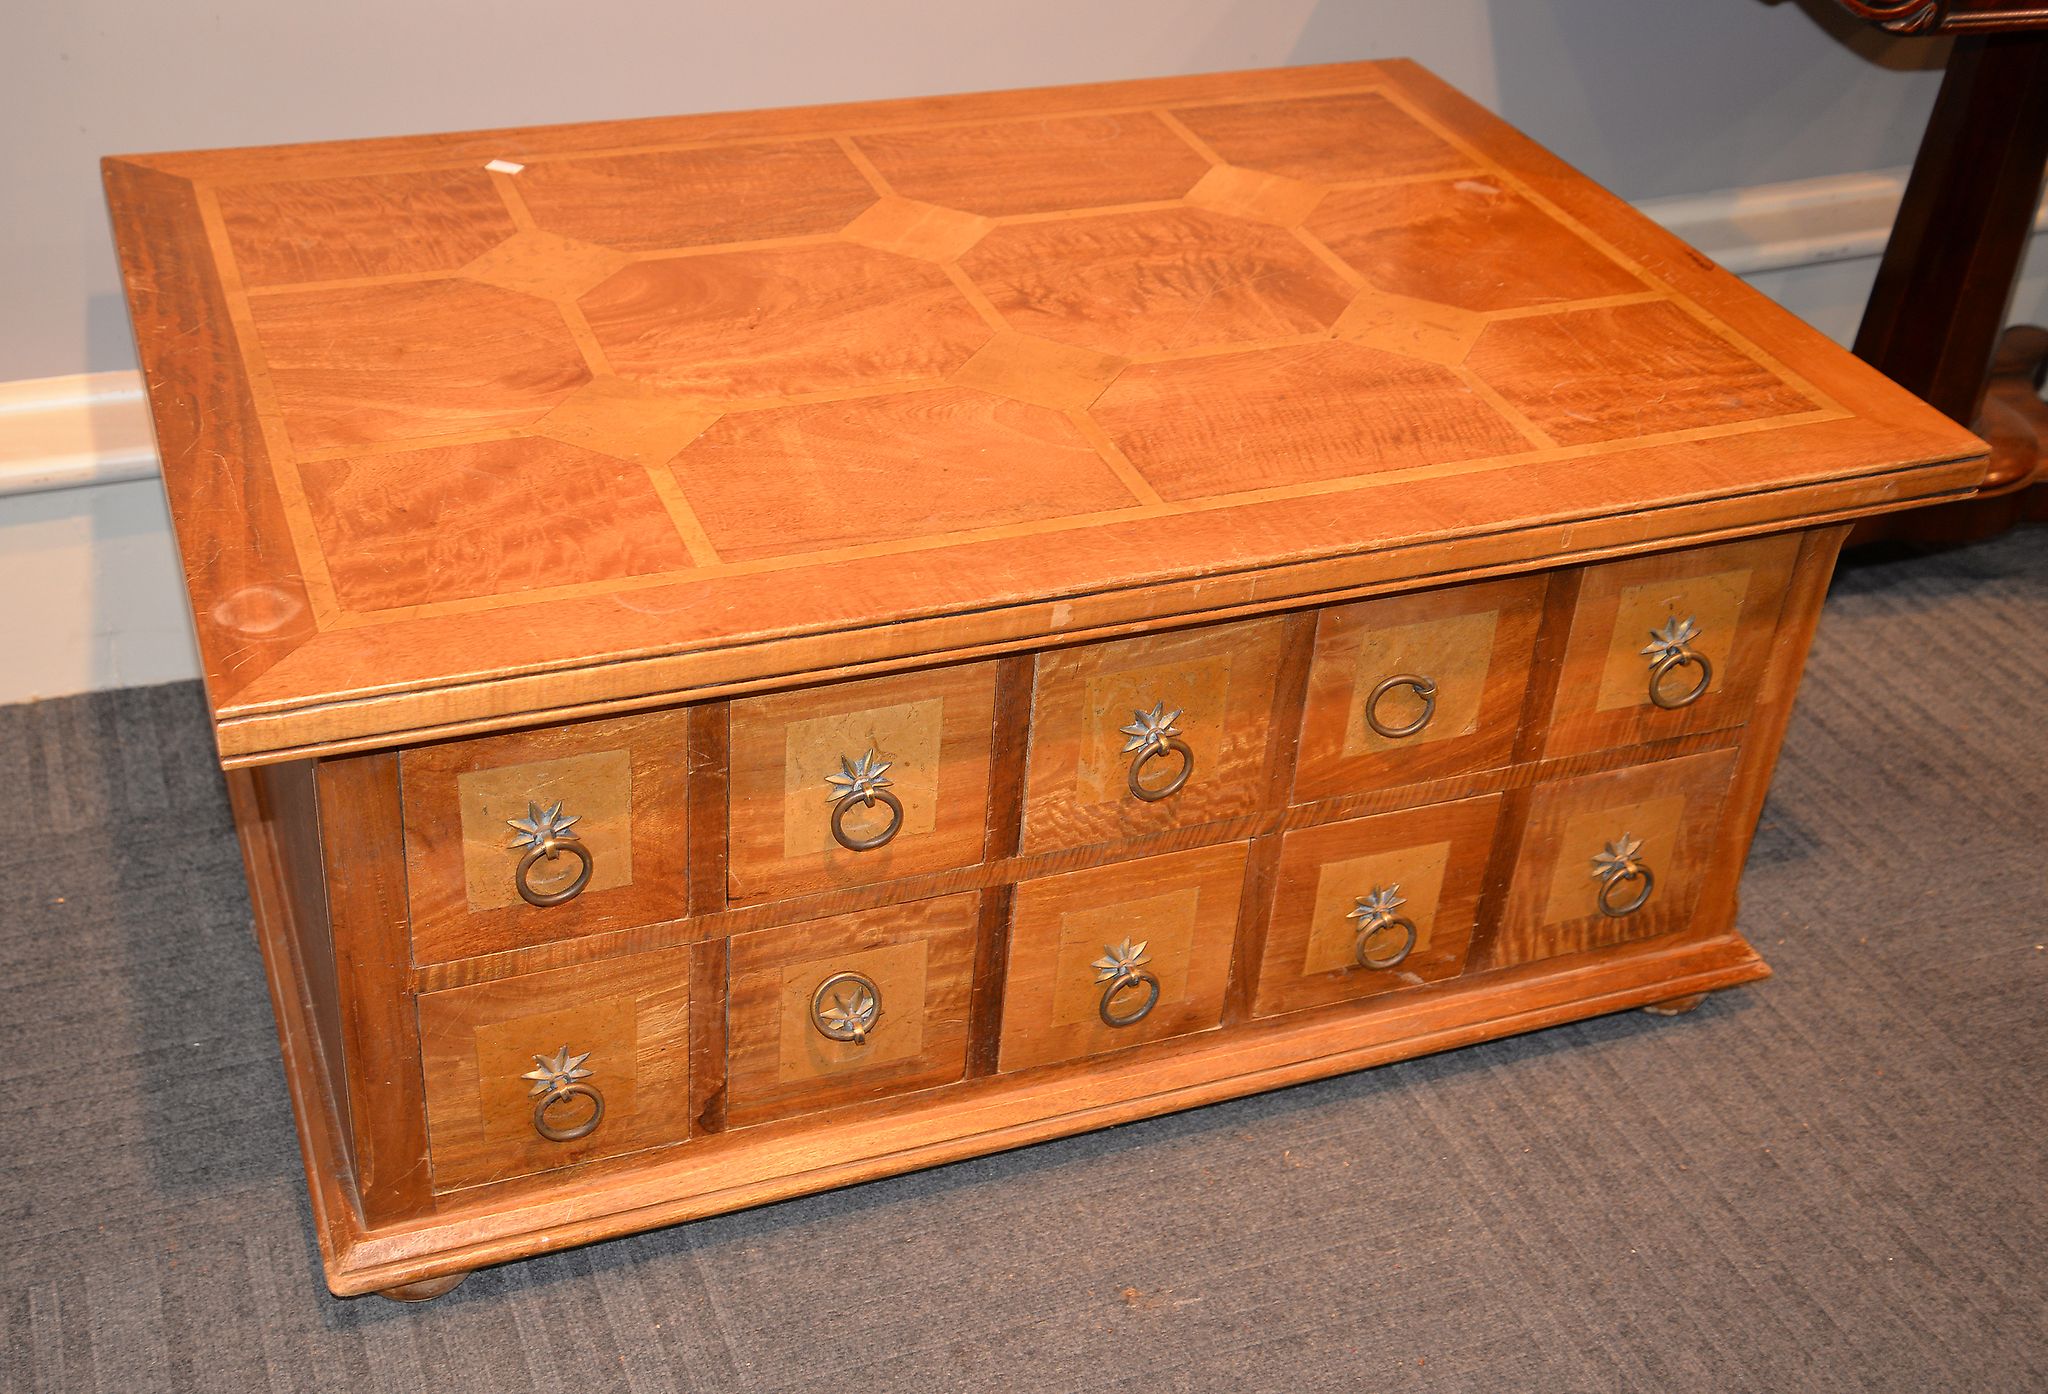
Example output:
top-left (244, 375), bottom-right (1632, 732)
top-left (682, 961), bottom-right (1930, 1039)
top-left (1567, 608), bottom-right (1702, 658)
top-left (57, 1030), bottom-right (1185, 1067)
top-left (104, 60), bottom-right (1986, 763)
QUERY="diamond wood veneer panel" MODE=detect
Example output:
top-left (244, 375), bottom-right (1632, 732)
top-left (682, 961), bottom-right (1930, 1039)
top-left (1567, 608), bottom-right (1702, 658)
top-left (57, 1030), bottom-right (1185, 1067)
top-left (103, 60), bottom-right (1987, 756)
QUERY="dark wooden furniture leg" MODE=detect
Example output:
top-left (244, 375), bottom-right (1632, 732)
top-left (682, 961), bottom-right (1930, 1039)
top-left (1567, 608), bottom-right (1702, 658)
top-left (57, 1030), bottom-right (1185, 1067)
top-left (1850, 31), bottom-right (2048, 546)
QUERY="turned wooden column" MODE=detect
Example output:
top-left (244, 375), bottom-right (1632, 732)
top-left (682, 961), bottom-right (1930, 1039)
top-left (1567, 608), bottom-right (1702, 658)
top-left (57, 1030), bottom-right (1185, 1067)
top-left (1833, 6), bottom-right (2048, 545)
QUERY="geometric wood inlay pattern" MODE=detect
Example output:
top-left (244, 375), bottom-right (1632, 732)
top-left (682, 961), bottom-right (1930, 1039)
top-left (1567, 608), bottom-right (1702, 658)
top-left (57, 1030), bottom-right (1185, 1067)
top-left (105, 60), bottom-right (1983, 753)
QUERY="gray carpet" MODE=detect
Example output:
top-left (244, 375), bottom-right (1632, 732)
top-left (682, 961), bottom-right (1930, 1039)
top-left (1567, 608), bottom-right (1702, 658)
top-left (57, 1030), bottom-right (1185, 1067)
top-left (2, 531), bottom-right (2044, 1394)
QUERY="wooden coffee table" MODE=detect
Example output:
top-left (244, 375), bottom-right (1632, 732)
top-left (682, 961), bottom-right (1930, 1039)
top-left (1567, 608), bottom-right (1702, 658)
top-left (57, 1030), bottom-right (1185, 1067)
top-left (104, 60), bottom-right (1985, 1299)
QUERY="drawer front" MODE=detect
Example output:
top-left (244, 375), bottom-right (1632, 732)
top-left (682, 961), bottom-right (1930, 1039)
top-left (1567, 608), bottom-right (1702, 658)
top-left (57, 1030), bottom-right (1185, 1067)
top-left (1487, 748), bottom-right (1740, 969)
top-left (727, 663), bottom-right (999, 904)
top-left (1022, 618), bottom-right (1291, 855)
top-left (998, 841), bottom-right (1249, 1072)
top-left (1544, 535), bottom-right (1800, 757)
top-left (1253, 794), bottom-right (1504, 1018)
top-left (724, 894), bottom-right (979, 1128)
top-left (418, 946), bottom-right (694, 1191)
top-left (1294, 577), bottom-right (1546, 803)
top-left (401, 709), bottom-right (692, 964)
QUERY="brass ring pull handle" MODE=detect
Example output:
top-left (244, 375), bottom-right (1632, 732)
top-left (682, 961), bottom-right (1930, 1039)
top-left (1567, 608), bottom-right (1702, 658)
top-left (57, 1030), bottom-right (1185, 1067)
top-left (1127, 738), bottom-right (1195, 802)
top-left (507, 801), bottom-right (595, 908)
top-left (523, 1047), bottom-right (604, 1143)
top-left (1099, 970), bottom-right (1161, 1027)
top-left (811, 971), bottom-right (883, 1045)
top-left (1642, 616), bottom-right (1712, 710)
top-left (826, 750), bottom-right (905, 852)
top-left (1348, 885), bottom-right (1417, 970)
top-left (1592, 835), bottom-right (1655, 918)
top-left (1121, 702), bottom-right (1194, 803)
top-left (1093, 937), bottom-right (1160, 1028)
top-left (1364, 673), bottom-right (1438, 739)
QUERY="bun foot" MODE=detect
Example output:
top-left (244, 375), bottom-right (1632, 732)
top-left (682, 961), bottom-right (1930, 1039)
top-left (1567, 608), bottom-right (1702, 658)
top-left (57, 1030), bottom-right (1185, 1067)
top-left (378, 1273), bottom-right (470, 1303)
top-left (1642, 992), bottom-right (1708, 1017)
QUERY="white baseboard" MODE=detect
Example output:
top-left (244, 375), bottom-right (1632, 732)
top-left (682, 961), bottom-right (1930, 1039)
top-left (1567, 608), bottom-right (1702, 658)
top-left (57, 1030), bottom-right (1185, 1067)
top-left (2, 169), bottom-right (2044, 703)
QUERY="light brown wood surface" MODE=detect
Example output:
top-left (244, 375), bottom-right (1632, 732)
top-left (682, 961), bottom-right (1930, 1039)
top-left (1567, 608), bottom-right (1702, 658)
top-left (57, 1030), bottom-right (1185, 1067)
top-left (725, 663), bottom-right (998, 903)
top-left (400, 708), bottom-right (693, 962)
top-left (1021, 618), bottom-right (1292, 854)
top-left (1483, 747), bottom-right (1742, 969)
top-left (724, 894), bottom-right (980, 1128)
top-left (1253, 793), bottom-right (1504, 1017)
top-left (417, 946), bottom-right (695, 1191)
top-left (1542, 534), bottom-right (1801, 757)
top-left (104, 61), bottom-right (1986, 764)
top-left (1293, 575), bottom-right (1547, 802)
top-left (998, 841), bottom-right (1249, 1072)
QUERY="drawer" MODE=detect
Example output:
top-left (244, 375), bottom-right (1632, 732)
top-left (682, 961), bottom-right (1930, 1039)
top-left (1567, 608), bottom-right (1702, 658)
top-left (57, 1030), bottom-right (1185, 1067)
top-left (727, 663), bottom-right (999, 904)
top-left (417, 946), bottom-right (695, 1191)
top-left (1543, 535), bottom-right (1800, 757)
top-left (401, 709), bottom-right (692, 964)
top-left (1021, 617), bottom-right (1292, 855)
top-left (1294, 577), bottom-right (1546, 803)
top-left (1252, 794), bottom-right (1504, 1018)
top-left (724, 894), bottom-right (979, 1128)
top-left (998, 841), bottom-right (1248, 1072)
top-left (1487, 747), bottom-right (1740, 970)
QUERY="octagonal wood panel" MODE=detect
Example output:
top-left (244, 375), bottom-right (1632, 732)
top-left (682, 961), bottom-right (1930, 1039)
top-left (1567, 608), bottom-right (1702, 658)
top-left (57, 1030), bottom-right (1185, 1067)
top-left (579, 244), bottom-right (992, 399)
top-left (959, 206), bottom-right (1354, 357)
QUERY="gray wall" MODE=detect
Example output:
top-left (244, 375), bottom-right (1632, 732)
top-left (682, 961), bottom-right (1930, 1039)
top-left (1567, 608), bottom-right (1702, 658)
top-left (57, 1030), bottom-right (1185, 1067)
top-left (4, 0), bottom-right (1950, 382)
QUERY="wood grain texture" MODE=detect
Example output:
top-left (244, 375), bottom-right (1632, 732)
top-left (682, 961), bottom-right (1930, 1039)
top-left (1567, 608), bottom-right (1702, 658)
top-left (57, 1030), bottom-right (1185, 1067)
top-left (853, 112), bottom-right (1212, 216)
top-left (673, 387), bottom-right (1142, 562)
top-left (215, 168), bottom-right (517, 287)
top-left (107, 62), bottom-right (1985, 763)
top-left (998, 841), bottom-right (1249, 1073)
top-left (417, 946), bottom-right (694, 1191)
top-left (1020, 616), bottom-right (1291, 855)
top-left (1542, 533), bottom-right (1802, 758)
top-left (513, 140), bottom-right (877, 252)
top-left (724, 894), bottom-right (979, 1128)
top-left (1294, 574), bottom-right (1547, 802)
top-left (1483, 747), bottom-right (1741, 970)
top-left (300, 437), bottom-right (697, 610)
top-left (314, 753), bottom-right (433, 1222)
top-left (579, 244), bottom-right (992, 400)
top-left (1307, 177), bottom-right (1647, 312)
top-left (400, 708), bottom-right (692, 964)
top-left (248, 279), bottom-right (593, 452)
top-left (312, 930), bottom-right (1770, 1296)
top-left (1092, 340), bottom-right (1532, 501)
top-left (726, 663), bottom-right (998, 903)
top-left (958, 206), bottom-right (1354, 358)
top-left (1253, 793), bottom-right (1504, 1018)
top-left (249, 762), bottom-right (354, 1156)
top-left (1165, 90), bottom-right (1469, 184)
